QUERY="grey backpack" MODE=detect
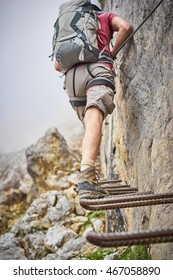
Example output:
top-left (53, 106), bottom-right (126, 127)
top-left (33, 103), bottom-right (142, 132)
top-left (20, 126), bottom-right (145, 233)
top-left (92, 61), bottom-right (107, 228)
top-left (50, 0), bottom-right (110, 72)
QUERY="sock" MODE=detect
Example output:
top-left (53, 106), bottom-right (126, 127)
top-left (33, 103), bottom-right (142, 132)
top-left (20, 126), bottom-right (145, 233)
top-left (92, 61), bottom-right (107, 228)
top-left (80, 159), bottom-right (95, 171)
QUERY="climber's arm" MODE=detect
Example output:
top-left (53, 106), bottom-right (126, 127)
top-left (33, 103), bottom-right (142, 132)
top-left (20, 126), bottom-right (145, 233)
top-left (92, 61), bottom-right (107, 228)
top-left (111, 16), bottom-right (133, 58)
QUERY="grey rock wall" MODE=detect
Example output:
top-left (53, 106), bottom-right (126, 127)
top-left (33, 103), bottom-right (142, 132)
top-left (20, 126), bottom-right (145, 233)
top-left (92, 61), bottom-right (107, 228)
top-left (101, 0), bottom-right (173, 259)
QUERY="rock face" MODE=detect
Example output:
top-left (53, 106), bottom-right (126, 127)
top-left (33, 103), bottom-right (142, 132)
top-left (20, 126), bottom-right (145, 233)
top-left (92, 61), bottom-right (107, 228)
top-left (101, 0), bottom-right (173, 259)
top-left (0, 151), bottom-right (38, 234)
top-left (26, 128), bottom-right (79, 190)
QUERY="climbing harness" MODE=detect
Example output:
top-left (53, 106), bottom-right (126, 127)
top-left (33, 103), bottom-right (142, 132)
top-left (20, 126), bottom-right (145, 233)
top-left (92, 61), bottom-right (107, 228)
top-left (114, 0), bottom-right (166, 56)
top-left (69, 64), bottom-right (115, 107)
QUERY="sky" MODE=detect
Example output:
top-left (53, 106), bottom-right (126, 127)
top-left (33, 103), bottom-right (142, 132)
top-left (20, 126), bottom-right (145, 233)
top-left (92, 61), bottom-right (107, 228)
top-left (0, 0), bottom-right (82, 154)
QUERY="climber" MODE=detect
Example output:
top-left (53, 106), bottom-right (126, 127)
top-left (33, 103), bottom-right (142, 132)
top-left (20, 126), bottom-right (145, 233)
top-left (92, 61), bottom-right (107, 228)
top-left (54, 0), bottom-right (133, 200)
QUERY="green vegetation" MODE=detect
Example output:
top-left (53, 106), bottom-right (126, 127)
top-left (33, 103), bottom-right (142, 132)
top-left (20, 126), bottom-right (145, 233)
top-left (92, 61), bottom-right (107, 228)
top-left (78, 245), bottom-right (150, 260)
top-left (18, 202), bottom-right (27, 215)
top-left (29, 226), bottom-right (49, 233)
top-left (82, 248), bottom-right (115, 260)
top-left (119, 245), bottom-right (151, 260)
top-left (44, 247), bottom-right (52, 255)
top-left (0, 202), bottom-right (28, 234)
top-left (86, 211), bottom-right (105, 219)
top-left (83, 210), bottom-right (105, 228)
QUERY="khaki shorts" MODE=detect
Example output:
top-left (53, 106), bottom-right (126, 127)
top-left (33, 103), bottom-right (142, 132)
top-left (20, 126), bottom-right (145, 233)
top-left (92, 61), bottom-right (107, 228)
top-left (63, 63), bottom-right (116, 121)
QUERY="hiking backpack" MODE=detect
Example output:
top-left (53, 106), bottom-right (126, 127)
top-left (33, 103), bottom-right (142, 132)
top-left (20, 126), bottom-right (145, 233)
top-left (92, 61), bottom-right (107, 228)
top-left (50, 0), bottom-right (110, 72)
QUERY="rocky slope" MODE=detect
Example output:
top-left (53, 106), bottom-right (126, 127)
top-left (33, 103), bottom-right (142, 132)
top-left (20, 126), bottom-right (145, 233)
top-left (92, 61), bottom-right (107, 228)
top-left (0, 128), bottom-right (117, 260)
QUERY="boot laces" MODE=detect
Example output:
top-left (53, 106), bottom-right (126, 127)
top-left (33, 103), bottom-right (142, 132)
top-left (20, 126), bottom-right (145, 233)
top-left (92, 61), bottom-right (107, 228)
top-left (88, 168), bottom-right (100, 185)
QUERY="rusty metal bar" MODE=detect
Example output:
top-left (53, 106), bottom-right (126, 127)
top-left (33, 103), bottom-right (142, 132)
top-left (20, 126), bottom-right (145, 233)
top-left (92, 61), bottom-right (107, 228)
top-left (80, 198), bottom-right (173, 210)
top-left (108, 191), bottom-right (137, 196)
top-left (107, 188), bottom-right (138, 194)
top-left (86, 227), bottom-right (173, 247)
top-left (108, 192), bottom-right (154, 198)
top-left (103, 184), bottom-right (131, 189)
top-left (80, 192), bottom-right (173, 205)
top-left (111, 191), bottom-right (153, 197)
top-left (99, 179), bottom-right (122, 184)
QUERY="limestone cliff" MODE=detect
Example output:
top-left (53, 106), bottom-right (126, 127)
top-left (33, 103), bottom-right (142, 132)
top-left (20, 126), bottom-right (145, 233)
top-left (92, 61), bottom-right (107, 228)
top-left (101, 0), bottom-right (173, 259)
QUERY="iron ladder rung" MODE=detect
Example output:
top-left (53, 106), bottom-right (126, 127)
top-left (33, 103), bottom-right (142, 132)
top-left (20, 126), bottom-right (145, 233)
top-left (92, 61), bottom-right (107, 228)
top-left (80, 192), bottom-right (173, 210)
top-left (86, 227), bottom-right (173, 247)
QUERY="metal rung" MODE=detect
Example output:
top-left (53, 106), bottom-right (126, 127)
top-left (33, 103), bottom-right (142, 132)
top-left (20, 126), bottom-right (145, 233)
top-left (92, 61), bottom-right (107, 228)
top-left (80, 192), bottom-right (173, 210)
top-left (81, 192), bottom-right (173, 205)
top-left (107, 188), bottom-right (138, 194)
top-left (86, 227), bottom-right (173, 247)
top-left (111, 191), bottom-right (153, 197)
top-left (107, 191), bottom-right (137, 196)
top-left (81, 198), bottom-right (173, 210)
top-left (103, 184), bottom-right (131, 189)
top-left (108, 191), bottom-right (137, 196)
top-left (99, 179), bottom-right (122, 184)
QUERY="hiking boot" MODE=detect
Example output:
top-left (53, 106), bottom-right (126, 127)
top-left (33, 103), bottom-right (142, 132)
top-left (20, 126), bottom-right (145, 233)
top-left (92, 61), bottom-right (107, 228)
top-left (77, 167), bottom-right (109, 200)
